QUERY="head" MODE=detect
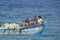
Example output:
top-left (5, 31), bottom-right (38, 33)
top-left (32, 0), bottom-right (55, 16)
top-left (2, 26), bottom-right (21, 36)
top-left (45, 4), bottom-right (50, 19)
top-left (34, 16), bottom-right (36, 18)
top-left (38, 16), bottom-right (42, 19)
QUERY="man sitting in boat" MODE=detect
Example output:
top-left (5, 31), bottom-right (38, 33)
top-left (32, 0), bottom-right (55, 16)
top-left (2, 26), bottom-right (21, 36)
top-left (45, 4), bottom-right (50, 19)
top-left (29, 16), bottom-right (37, 27)
top-left (37, 16), bottom-right (43, 25)
top-left (31, 16), bottom-right (37, 24)
top-left (22, 17), bottom-right (30, 27)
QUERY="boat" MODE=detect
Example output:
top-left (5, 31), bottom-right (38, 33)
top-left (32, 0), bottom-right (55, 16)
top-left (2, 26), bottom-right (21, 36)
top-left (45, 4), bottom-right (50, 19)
top-left (0, 23), bottom-right (46, 34)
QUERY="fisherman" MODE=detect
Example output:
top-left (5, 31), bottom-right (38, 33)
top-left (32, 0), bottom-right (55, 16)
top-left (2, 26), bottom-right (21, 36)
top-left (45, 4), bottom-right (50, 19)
top-left (31, 16), bottom-right (37, 24)
top-left (37, 16), bottom-right (43, 25)
top-left (29, 16), bottom-right (37, 27)
top-left (22, 17), bottom-right (30, 26)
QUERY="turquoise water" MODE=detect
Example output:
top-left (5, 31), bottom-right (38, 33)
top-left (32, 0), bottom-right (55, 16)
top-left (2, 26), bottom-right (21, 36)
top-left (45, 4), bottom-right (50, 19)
top-left (0, 0), bottom-right (60, 40)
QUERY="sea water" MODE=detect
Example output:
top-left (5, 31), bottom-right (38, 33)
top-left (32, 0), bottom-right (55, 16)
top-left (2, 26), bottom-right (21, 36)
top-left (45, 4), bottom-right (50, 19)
top-left (0, 0), bottom-right (60, 40)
